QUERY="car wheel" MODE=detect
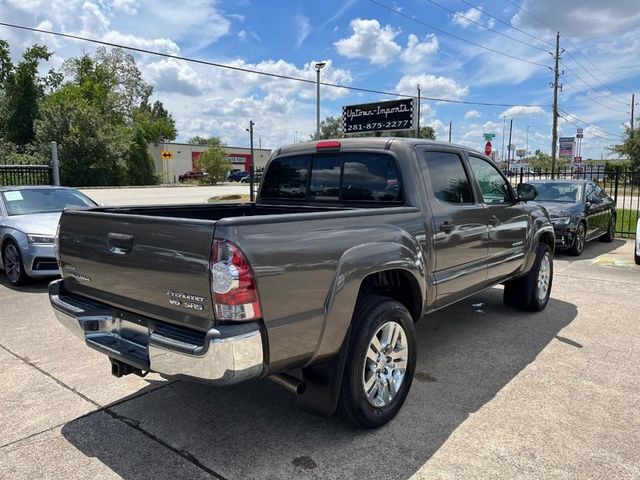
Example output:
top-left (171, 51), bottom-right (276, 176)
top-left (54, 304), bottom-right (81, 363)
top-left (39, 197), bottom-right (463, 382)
top-left (2, 241), bottom-right (29, 286)
top-left (599, 215), bottom-right (615, 242)
top-left (568, 222), bottom-right (586, 256)
top-left (503, 242), bottom-right (553, 312)
top-left (336, 295), bottom-right (416, 428)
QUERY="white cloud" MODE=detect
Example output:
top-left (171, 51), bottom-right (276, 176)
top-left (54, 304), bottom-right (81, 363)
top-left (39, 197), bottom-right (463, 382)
top-left (396, 74), bottom-right (469, 100)
top-left (465, 109), bottom-right (481, 119)
top-left (334, 18), bottom-right (402, 65)
top-left (451, 7), bottom-right (486, 29)
top-left (400, 34), bottom-right (439, 64)
top-left (500, 106), bottom-right (546, 118)
top-left (295, 14), bottom-right (311, 47)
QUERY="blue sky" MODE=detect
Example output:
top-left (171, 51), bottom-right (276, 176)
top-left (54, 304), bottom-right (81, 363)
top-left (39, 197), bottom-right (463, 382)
top-left (0, 0), bottom-right (638, 160)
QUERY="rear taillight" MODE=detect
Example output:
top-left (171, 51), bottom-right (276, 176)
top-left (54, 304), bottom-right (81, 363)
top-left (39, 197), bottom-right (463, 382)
top-left (211, 239), bottom-right (262, 322)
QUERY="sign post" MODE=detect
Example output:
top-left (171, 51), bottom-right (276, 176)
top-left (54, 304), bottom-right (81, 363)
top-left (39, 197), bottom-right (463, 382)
top-left (342, 98), bottom-right (415, 134)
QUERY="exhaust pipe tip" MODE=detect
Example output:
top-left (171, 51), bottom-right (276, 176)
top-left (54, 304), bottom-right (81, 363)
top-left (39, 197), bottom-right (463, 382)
top-left (269, 373), bottom-right (306, 395)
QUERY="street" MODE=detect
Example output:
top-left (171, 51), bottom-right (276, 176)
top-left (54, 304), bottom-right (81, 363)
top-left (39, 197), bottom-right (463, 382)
top-left (1, 239), bottom-right (638, 479)
top-left (80, 184), bottom-right (251, 206)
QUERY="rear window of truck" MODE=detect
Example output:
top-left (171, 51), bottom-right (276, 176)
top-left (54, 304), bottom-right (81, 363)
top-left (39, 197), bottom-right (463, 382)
top-left (261, 153), bottom-right (403, 203)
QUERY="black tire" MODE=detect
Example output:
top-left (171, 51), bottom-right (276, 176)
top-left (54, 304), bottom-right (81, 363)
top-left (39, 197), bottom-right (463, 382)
top-left (503, 242), bottom-right (553, 312)
top-left (336, 295), bottom-right (416, 429)
top-left (2, 241), bottom-right (29, 286)
top-left (599, 215), bottom-right (615, 242)
top-left (635, 251), bottom-right (640, 266)
top-left (568, 222), bottom-right (586, 256)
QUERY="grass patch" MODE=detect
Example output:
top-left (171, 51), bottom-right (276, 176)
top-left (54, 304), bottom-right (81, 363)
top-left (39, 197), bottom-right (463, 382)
top-left (208, 194), bottom-right (251, 203)
top-left (617, 208), bottom-right (638, 237)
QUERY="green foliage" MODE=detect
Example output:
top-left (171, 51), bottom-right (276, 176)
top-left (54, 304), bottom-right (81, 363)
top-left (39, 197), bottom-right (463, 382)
top-left (611, 125), bottom-right (640, 169)
top-left (0, 141), bottom-right (46, 165)
top-left (0, 42), bottom-right (52, 145)
top-left (529, 151), bottom-right (568, 172)
top-left (187, 135), bottom-right (212, 145)
top-left (311, 116), bottom-right (436, 140)
top-left (133, 99), bottom-right (177, 143)
top-left (195, 137), bottom-right (230, 184)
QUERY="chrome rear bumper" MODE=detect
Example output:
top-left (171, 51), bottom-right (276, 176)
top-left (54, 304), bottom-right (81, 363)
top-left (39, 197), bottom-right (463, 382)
top-left (49, 279), bottom-right (264, 385)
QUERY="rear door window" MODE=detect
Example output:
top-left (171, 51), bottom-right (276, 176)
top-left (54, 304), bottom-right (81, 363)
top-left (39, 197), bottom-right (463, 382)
top-left (342, 154), bottom-right (401, 202)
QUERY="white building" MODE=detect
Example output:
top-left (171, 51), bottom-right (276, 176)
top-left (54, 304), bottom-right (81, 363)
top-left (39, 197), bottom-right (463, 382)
top-left (149, 142), bottom-right (272, 183)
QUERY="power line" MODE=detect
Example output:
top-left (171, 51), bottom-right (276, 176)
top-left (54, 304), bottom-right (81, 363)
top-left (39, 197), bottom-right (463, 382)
top-left (561, 78), bottom-right (629, 114)
top-left (457, 0), bottom-right (554, 48)
top-left (421, 0), bottom-right (549, 53)
top-left (0, 21), bottom-right (550, 108)
top-left (560, 62), bottom-right (629, 107)
top-left (503, 0), bottom-right (630, 101)
top-left (558, 113), bottom-right (618, 142)
top-left (367, 0), bottom-right (551, 69)
top-left (558, 107), bottom-right (621, 138)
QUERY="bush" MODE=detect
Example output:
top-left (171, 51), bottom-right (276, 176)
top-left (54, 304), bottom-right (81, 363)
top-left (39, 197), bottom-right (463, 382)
top-left (195, 137), bottom-right (230, 184)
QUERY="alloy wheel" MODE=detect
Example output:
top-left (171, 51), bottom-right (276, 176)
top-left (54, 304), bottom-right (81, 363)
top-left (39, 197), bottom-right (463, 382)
top-left (4, 244), bottom-right (21, 284)
top-left (362, 321), bottom-right (409, 408)
top-left (537, 252), bottom-right (551, 303)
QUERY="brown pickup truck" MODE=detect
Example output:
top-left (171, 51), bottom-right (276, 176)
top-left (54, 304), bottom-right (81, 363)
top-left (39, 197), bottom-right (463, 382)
top-left (50, 138), bottom-right (554, 428)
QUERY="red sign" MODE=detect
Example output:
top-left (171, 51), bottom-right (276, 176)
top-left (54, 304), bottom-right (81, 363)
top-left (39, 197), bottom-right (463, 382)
top-left (485, 141), bottom-right (492, 156)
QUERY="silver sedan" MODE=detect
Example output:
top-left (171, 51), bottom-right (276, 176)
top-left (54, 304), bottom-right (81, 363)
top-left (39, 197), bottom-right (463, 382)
top-left (0, 186), bottom-right (96, 286)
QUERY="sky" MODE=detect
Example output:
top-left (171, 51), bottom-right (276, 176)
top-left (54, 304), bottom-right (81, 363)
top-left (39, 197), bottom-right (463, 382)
top-left (0, 0), bottom-right (638, 160)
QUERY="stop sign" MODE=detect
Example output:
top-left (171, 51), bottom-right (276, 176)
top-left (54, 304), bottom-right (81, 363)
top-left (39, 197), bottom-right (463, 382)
top-left (484, 141), bottom-right (492, 156)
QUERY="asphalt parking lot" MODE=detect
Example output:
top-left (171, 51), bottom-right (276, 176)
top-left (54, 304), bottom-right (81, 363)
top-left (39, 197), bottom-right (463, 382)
top-left (1, 235), bottom-right (639, 478)
top-left (80, 184), bottom-right (251, 206)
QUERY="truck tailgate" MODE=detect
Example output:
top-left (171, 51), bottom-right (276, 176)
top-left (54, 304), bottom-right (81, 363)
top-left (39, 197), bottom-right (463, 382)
top-left (57, 210), bottom-right (216, 331)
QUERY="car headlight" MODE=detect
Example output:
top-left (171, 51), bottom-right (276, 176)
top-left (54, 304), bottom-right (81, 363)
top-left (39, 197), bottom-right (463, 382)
top-left (551, 217), bottom-right (571, 225)
top-left (27, 234), bottom-right (55, 245)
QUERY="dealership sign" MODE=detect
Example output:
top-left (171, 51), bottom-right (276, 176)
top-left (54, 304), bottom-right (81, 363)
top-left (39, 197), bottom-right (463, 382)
top-left (342, 98), bottom-right (415, 133)
top-left (559, 136), bottom-right (575, 157)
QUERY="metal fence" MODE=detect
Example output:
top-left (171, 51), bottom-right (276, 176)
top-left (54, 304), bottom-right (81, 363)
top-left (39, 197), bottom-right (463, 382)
top-left (0, 164), bottom-right (52, 186)
top-left (508, 165), bottom-right (639, 237)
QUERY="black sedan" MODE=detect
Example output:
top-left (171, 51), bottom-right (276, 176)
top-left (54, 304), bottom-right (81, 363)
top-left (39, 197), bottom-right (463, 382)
top-left (524, 180), bottom-right (616, 256)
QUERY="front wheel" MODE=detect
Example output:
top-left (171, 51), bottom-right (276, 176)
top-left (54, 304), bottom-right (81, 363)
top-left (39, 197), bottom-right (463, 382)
top-left (2, 241), bottom-right (29, 286)
top-left (503, 242), bottom-right (553, 311)
top-left (568, 222), bottom-right (586, 256)
top-left (336, 295), bottom-right (416, 428)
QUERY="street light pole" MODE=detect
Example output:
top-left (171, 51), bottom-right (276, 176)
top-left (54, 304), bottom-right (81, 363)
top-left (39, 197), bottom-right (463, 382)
top-left (314, 62), bottom-right (326, 139)
top-left (501, 116), bottom-right (506, 165)
top-left (526, 125), bottom-right (529, 163)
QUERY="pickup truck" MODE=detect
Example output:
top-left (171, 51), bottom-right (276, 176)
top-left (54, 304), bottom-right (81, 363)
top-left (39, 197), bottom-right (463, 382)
top-left (50, 138), bottom-right (555, 428)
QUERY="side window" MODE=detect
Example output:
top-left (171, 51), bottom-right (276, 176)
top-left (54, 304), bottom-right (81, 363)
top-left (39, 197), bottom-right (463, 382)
top-left (586, 183), bottom-right (598, 202)
top-left (309, 156), bottom-right (341, 200)
top-left (342, 154), bottom-right (402, 202)
top-left (467, 156), bottom-right (512, 204)
top-left (594, 184), bottom-right (608, 199)
top-left (422, 151), bottom-right (474, 204)
top-left (260, 156), bottom-right (310, 199)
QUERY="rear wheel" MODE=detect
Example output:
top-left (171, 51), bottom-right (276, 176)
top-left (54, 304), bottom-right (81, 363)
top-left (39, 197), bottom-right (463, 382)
top-left (336, 295), bottom-right (416, 428)
top-left (503, 242), bottom-right (553, 312)
top-left (2, 241), bottom-right (29, 286)
top-left (568, 222), bottom-right (586, 256)
top-left (600, 215), bottom-right (615, 242)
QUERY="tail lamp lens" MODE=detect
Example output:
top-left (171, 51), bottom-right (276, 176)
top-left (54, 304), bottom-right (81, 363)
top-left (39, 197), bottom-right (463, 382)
top-left (211, 239), bottom-right (262, 321)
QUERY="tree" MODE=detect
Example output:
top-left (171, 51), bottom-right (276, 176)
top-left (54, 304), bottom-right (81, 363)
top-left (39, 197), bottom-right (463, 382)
top-left (194, 137), bottom-right (230, 184)
top-left (188, 135), bottom-right (213, 145)
top-left (0, 42), bottom-right (52, 145)
top-left (311, 115), bottom-right (436, 140)
top-left (133, 99), bottom-right (177, 143)
top-left (611, 125), bottom-right (640, 169)
top-left (529, 151), bottom-right (568, 172)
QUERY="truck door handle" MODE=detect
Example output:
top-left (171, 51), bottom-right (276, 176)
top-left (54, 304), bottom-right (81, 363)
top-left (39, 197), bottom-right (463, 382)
top-left (107, 233), bottom-right (134, 255)
top-left (489, 215), bottom-right (500, 227)
top-left (439, 221), bottom-right (455, 233)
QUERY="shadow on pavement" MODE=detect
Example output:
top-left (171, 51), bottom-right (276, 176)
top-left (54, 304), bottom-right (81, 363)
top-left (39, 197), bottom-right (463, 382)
top-left (554, 238), bottom-right (625, 261)
top-left (61, 287), bottom-right (577, 479)
top-left (0, 274), bottom-right (53, 293)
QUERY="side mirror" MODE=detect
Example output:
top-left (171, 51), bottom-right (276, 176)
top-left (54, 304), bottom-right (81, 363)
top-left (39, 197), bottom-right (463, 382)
top-left (517, 183), bottom-right (538, 202)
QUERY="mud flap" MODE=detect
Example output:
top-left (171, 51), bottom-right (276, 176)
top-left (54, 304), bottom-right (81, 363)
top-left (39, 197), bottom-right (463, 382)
top-left (296, 327), bottom-right (351, 417)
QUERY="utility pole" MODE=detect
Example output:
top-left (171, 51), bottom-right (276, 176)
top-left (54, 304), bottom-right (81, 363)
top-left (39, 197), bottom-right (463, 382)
top-left (631, 93), bottom-right (635, 131)
top-left (507, 119), bottom-right (513, 172)
top-left (246, 120), bottom-right (255, 202)
top-left (501, 116), bottom-right (506, 164)
top-left (448, 121), bottom-right (452, 143)
top-left (416, 84), bottom-right (421, 138)
top-left (525, 125), bottom-right (530, 163)
top-left (550, 32), bottom-right (563, 178)
top-left (314, 62), bottom-right (326, 139)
